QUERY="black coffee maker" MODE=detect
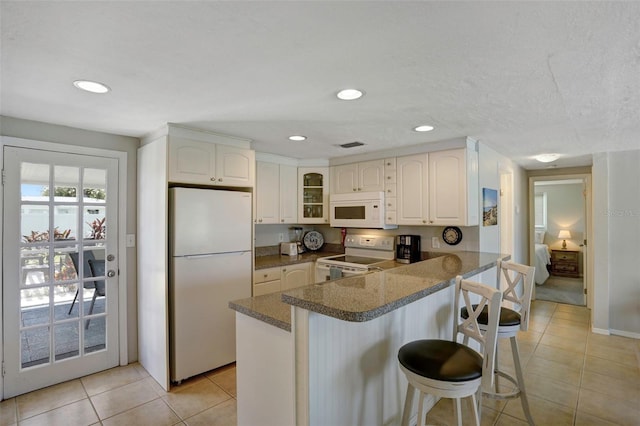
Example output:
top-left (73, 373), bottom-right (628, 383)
top-left (396, 235), bottom-right (421, 264)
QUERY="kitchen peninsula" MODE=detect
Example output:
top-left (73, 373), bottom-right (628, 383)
top-left (230, 251), bottom-right (508, 426)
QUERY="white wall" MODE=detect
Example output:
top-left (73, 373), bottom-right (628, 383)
top-left (0, 115), bottom-right (140, 360)
top-left (592, 150), bottom-right (640, 337)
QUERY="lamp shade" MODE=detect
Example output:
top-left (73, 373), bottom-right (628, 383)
top-left (558, 230), bottom-right (572, 239)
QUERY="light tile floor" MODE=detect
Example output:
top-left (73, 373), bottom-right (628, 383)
top-left (1, 300), bottom-right (639, 425)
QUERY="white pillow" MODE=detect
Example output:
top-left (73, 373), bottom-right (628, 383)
top-left (534, 231), bottom-right (546, 244)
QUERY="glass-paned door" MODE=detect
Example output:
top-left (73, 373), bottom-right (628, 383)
top-left (3, 146), bottom-right (119, 398)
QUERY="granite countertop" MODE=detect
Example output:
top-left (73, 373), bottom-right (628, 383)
top-left (230, 291), bottom-right (293, 331)
top-left (230, 251), bottom-right (509, 331)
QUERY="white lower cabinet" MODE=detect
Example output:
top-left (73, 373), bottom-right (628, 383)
top-left (281, 263), bottom-right (311, 291)
top-left (253, 262), bottom-right (312, 296)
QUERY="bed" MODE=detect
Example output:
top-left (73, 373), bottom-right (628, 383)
top-left (534, 231), bottom-right (551, 284)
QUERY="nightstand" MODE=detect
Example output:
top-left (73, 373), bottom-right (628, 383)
top-left (550, 249), bottom-right (580, 278)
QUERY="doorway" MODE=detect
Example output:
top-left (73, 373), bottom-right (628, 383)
top-left (529, 175), bottom-right (591, 307)
top-left (2, 145), bottom-right (120, 397)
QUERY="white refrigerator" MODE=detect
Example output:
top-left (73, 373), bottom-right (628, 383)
top-left (169, 187), bottom-right (252, 383)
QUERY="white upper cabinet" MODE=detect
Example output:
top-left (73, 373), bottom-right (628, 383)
top-left (429, 148), bottom-right (479, 226)
top-left (331, 163), bottom-right (358, 194)
top-left (256, 162), bottom-right (280, 224)
top-left (396, 153), bottom-right (429, 225)
top-left (298, 167), bottom-right (329, 224)
top-left (216, 144), bottom-right (255, 187)
top-left (256, 162), bottom-right (298, 224)
top-left (279, 165), bottom-right (298, 224)
top-left (331, 159), bottom-right (385, 194)
top-left (169, 136), bottom-right (254, 187)
top-left (396, 147), bottom-right (479, 226)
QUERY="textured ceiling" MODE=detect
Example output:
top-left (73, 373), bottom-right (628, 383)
top-left (2, 1), bottom-right (639, 169)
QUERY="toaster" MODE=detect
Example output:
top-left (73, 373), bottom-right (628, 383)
top-left (280, 242), bottom-right (298, 256)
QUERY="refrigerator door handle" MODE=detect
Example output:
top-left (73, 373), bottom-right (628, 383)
top-left (182, 252), bottom-right (249, 260)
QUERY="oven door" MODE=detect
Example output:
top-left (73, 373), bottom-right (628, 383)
top-left (314, 262), bottom-right (366, 283)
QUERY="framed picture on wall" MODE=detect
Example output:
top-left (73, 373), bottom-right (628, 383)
top-left (483, 188), bottom-right (498, 226)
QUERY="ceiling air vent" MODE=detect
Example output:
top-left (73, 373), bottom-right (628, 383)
top-left (340, 141), bottom-right (365, 149)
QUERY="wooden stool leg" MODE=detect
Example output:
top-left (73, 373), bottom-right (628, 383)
top-left (470, 394), bottom-right (480, 426)
top-left (401, 383), bottom-right (414, 426)
top-left (417, 391), bottom-right (426, 426)
top-left (494, 344), bottom-right (501, 393)
top-left (511, 336), bottom-right (535, 425)
top-left (454, 398), bottom-right (463, 426)
top-left (475, 386), bottom-right (483, 422)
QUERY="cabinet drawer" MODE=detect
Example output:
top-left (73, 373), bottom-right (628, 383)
top-left (385, 184), bottom-right (397, 198)
top-left (384, 158), bottom-right (396, 170)
top-left (254, 268), bottom-right (281, 284)
top-left (386, 210), bottom-right (397, 224)
top-left (554, 263), bottom-right (577, 272)
top-left (253, 280), bottom-right (281, 296)
top-left (385, 170), bottom-right (397, 184)
top-left (552, 251), bottom-right (578, 261)
top-left (386, 197), bottom-right (397, 211)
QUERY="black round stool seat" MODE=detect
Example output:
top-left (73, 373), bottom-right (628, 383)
top-left (461, 305), bottom-right (521, 327)
top-left (398, 339), bottom-right (483, 382)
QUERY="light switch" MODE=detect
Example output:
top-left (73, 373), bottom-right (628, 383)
top-left (126, 234), bottom-right (136, 247)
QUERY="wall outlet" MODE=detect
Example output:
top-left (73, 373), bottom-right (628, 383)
top-left (431, 236), bottom-right (440, 249)
top-left (278, 233), bottom-right (284, 242)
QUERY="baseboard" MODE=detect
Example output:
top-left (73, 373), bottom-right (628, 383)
top-left (591, 327), bottom-right (610, 336)
top-left (610, 329), bottom-right (640, 340)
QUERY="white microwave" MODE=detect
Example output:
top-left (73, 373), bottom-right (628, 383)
top-left (329, 192), bottom-right (397, 229)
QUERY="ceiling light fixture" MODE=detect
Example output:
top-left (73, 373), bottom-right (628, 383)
top-left (336, 89), bottom-right (363, 100)
top-left (535, 153), bottom-right (560, 163)
top-left (288, 135), bottom-right (307, 141)
top-left (73, 80), bottom-right (110, 94)
top-left (413, 125), bottom-right (435, 132)
top-left (339, 141), bottom-right (365, 148)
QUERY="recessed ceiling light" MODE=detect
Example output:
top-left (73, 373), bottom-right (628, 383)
top-left (73, 80), bottom-right (110, 94)
top-left (288, 135), bottom-right (307, 141)
top-left (413, 125), bottom-right (435, 132)
top-left (535, 153), bottom-right (560, 163)
top-left (336, 89), bottom-right (363, 100)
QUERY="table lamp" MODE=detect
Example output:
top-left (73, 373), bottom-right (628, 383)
top-left (558, 230), bottom-right (571, 249)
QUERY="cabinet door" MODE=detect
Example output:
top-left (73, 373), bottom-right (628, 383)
top-left (331, 164), bottom-right (358, 194)
top-left (397, 154), bottom-right (429, 225)
top-left (216, 145), bottom-right (255, 187)
top-left (279, 165), bottom-right (298, 224)
top-left (299, 167), bottom-right (329, 224)
top-left (168, 137), bottom-right (216, 184)
top-left (256, 162), bottom-right (280, 224)
top-left (281, 263), bottom-right (311, 291)
top-left (429, 149), bottom-right (466, 226)
top-left (358, 159), bottom-right (385, 192)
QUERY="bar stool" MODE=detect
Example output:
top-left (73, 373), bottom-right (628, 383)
top-left (461, 259), bottom-right (536, 425)
top-left (398, 276), bottom-right (502, 426)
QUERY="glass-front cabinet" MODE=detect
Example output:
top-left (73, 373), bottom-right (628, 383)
top-left (298, 167), bottom-right (329, 224)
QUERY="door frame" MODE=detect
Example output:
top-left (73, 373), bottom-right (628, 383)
top-left (528, 173), bottom-right (592, 309)
top-left (0, 136), bottom-right (129, 400)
